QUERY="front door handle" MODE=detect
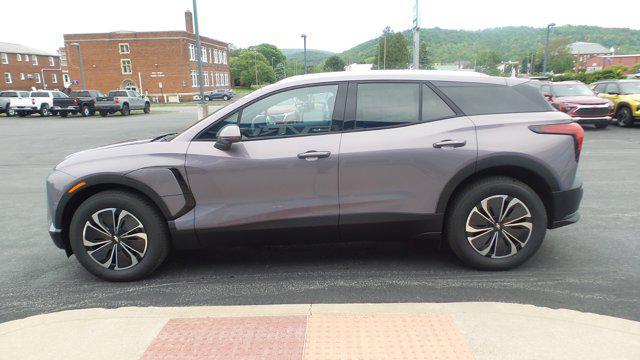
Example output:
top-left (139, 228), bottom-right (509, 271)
top-left (297, 150), bottom-right (331, 161)
top-left (433, 139), bottom-right (467, 149)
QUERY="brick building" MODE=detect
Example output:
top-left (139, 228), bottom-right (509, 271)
top-left (570, 42), bottom-right (614, 71)
top-left (62, 11), bottom-right (231, 103)
top-left (580, 54), bottom-right (640, 73)
top-left (0, 42), bottom-right (63, 92)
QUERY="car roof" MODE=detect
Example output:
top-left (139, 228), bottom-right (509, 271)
top-left (273, 70), bottom-right (525, 88)
top-left (550, 81), bottom-right (585, 85)
top-left (593, 79), bottom-right (640, 84)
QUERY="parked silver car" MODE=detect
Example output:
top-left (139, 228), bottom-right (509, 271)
top-left (46, 71), bottom-right (584, 281)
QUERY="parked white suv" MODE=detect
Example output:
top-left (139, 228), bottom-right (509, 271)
top-left (10, 90), bottom-right (68, 117)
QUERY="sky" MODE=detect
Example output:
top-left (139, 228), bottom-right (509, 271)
top-left (2, 0), bottom-right (639, 54)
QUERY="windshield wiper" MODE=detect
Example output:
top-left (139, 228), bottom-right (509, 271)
top-left (151, 133), bottom-right (177, 142)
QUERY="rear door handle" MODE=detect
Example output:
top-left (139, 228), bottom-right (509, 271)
top-left (433, 139), bottom-right (467, 149)
top-left (297, 150), bottom-right (331, 161)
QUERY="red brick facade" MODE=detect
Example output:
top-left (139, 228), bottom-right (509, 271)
top-left (580, 54), bottom-right (640, 73)
top-left (62, 11), bottom-right (231, 103)
top-left (0, 46), bottom-right (63, 92)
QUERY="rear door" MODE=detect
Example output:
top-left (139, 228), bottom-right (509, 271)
top-left (338, 81), bottom-right (477, 238)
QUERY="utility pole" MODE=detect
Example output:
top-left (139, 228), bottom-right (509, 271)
top-left (301, 34), bottom-right (307, 74)
top-left (192, 0), bottom-right (205, 104)
top-left (254, 52), bottom-right (259, 85)
top-left (543, 23), bottom-right (555, 74)
top-left (412, 0), bottom-right (420, 69)
top-left (70, 43), bottom-right (85, 89)
top-left (383, 36), bottom-right (387, 70)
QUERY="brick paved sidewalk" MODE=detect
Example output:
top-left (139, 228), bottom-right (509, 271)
top-left (1, 303), bottom-right (639, 359)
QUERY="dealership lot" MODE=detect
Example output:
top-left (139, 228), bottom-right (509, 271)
top-left (0, 110), bottom-right (639, 323)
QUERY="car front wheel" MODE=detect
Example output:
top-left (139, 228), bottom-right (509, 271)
top-left (616, 107), bottom-right (633, 127)
top-left (69, 191), bottom-right (170, 281)
top-left (446, 177), bottom-right (547, 270)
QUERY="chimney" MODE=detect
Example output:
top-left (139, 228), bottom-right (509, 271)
top-left (185, 10), bottom-right (194, 33)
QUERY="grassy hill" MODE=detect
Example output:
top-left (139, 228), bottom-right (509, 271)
top-left (281, 48), bottom-right (335, 65)
top-left (340, 25), bottom-right (640, 64)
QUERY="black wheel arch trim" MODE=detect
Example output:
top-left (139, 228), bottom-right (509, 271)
top-left (436, 154), bottom-right (561, 214)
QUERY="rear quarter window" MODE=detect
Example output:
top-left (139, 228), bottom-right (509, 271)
top-left (434, 81), bottom-right (553, 115)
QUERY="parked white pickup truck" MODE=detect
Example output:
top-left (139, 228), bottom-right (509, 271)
top-left (0, 91), bottom-right (31, 116)
top-left (9, 90), bottom-right (68, 117)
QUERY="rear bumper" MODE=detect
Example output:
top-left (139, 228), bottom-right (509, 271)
top-left (571, 116), bottom-right (611, 125)
top-left (51, 106), bottom-right (79, 112)
top-left (549, 180), bottom-right (583, 229)
top-left (94, 104), bottom-right (121, 111)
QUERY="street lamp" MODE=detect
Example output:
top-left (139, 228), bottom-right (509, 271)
top-left (301, 34), bottom-right (307, 74)
top-left (69, 42), bottom-right (86, 89)
top-left (543, 23), bottom-right (556, 74)
top-left (192, 0), bottom-right (205, 105)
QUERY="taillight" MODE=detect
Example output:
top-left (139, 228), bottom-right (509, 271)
top-left (73, 98), bottom-right (78, 105)
top-left (530, 122), bottom-right (584, 160)
top-left (114, 97), bottom-right (119, 104)
top-left (31, 98), bottom-right (35, 105)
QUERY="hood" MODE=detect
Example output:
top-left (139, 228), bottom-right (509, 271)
top-left (554, 96), bottom-right (609, 105)
top-left (55, 138), bottom-right (154, 176)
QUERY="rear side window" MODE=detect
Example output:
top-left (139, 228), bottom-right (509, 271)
top-left (435, 82), bottom-right (553, 116)
top-left (422, 84), bottom-right (456, 122)
top-left (593, 83), bottom-right (606, 94)
top-left (605, 83), bottom-right (619, 94)
top-left (1, 91), bottom-right (17, 97)
top-left (109, 91), bottom-right (128, 97)
top-left (355, 83), bottom-right (420, 129)
top-left (31, 92), bottom-right (48, 97)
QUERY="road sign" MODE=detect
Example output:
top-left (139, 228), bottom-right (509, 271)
top-left (71, 80), bottom-right (79, 85)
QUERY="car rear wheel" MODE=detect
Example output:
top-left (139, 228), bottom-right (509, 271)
top-left (616, 107), bottom-right (633, 127)
top-left (60, 111), bottom-right (68, 118)
top-left (223, 95), bottom-right (229, 101)
top-left (121, 104), bottom-right (130, 116)
top-left (204, 96), bottom-right (210, 101)
top-left (445, 177), bottom-right (547, 270)
top-left (40, 104), bottom-right (51, 117)
top-left (99, 110), bottom-right (109, 117)
top-left (143, 102), bottom-right (150, 114)
top-left (69, 191), bottom-right (170, 281)
top-left (5, 105), bottom-right (15, 117)
top-left (80, 105), bottom-right (91, 117)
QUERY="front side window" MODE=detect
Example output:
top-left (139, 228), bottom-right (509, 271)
top-left (593, 83), bottom-right (606, 94)
top-left (239, 85), bottom-right (339, 139)
top-left (198, 112), bottom-right (239, 140)
top-left (119, 43), bottom-right (130, 54)
top-left (121, 59), bottom-right (132, 74)
top-left (355, 83), bottom-right (420, 129)
top-left (1, 53), bottom-right (7, 64)
top-left (605, 83), bottom-right (620, 94)
top-left (4, 73), bottom-right (12, 84)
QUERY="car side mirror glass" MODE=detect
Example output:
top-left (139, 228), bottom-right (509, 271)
top-left (214, 124), bottom-right (241, 151)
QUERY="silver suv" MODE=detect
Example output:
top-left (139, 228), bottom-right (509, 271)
top-left (46, 71), bottom-right (584, 281)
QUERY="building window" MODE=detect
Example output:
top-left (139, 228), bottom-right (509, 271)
top-left (34, 73), bottom-right (41, 83)
top-left (222, 51), bottom-right (227, 64)
top-left (201, 46), bottom-right (207, 62)
top-left (1, 53), bottom-right (7, 64)
top-left (204, 71), bottom-right (210, 86)
top-left (32, 55), bottom-right (38, 65)
top-left (225, 72), bottom-right (229, 86)
top-left (215, 72), bottom-right (220, 85)
top-left (213, 49), bottom-right (218, 64)
top-left (48, 56), bottom-right (55, 66)
top-left (63, 73), bottom-right (70, 84)
top-left (51, 73), bottom-right (58, 83)
top-left (121, 59), bottom-right (132, 74)
top-left (190, 70), bottom-right (198, 87)
top-left (119, 43), bottom-right (130, 54)
top-left (16, 54), bottom-right (22, 61)
top-left (19, 73), bottom-right (25, 80)
top-left (208, 48), bottom-right (212, 63)
top-left (189, 44), bottom-right (196, 61)
top-left (25, 54), bottom-right (29, 62)
top-left (4, 73), bottom-right (12, 84)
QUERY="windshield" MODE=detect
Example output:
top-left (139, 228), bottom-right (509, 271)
top-left (619, 82), bottom-right (640, 94)
top-left (551, 84), bottom-right (594, 97)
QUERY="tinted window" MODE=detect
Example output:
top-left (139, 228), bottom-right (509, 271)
top-left (551, 83), bottom-right (594, 97)
top-left (198, 112), bottom-right (239, 140)
top-left (70, 91), bottom-right (89, 97)
top-left (422, 84), bottom-right (456, 122)
top-left (19, 92), bottom-right (30, 97)
top-left (31, 92), bottom-right (49, 97)
top-left (540, 85), bottom-right (551, 96)
top-left (356, 83), bottom-right (419, 129)
top-left (0, 92), bottom-right (17, 97)
top-left (605, 83), bottom-right (620, 94)
top-left (239, 85), bottom-right (338, 139)
top-left (593, 84), bottom-right (606, 94)
top-left (109, 91), bottom-right (128, 97)
top-left (619, 81), bottom-right (640, 94)
top-left (436, 82), bottom-right (552, 115)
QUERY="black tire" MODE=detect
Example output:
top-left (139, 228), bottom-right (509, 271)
top-left (69, 190), bottom-right (170, 282)
top-left (223, 95), bottom-right (229, 101)
top-left (99, 110), bottom-right (109, 117)
top-left (60, 111), bottom-right (68, 118)
top-left (445, 176), bottom-right (547, 270)
top-left (120, 104), bottom-right (130, 116)
top-left (40, 104), bottom-right (51, 117)
top-left (51, 111), bottom-right (58, 116)
top-left (595, 124), bottom-right (608, 129)
top-left (5, 105), bottom-right (15, 117)
top-left (80, 105), bottom-right (91, 117)
top-left (204, 96), bottom-right (210, 101)
top-left (17, 111), bottom-right (27, 117)
top-left (89, 109), bottom-right (96, 116)
top-left (616, 107), bottom-right (634, 127)
top-left (143, 102), bottom-right (151, 114)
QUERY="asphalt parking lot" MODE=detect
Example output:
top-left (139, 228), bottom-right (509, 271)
top-left (0, 109), bottom-right (639, 324)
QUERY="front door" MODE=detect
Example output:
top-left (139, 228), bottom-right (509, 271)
top-left (186, 83), bottom-right (345, 241)
top-left (338, 82), bottom-right (477, 238)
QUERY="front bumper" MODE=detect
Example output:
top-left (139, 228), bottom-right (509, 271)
top-left (549, 180), bottom-right (583, 229)
top-left (46, 170), bottom-right (76, 252)
top-left (571, 116), bottom-right (611, 125)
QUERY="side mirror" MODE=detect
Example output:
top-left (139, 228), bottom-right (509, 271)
top-left (543, 93), bottom-right (552, 100)
top-left (214, 124), bottom-right (241, 151)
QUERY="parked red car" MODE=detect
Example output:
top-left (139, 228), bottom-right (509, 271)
top-left (541, 81), bottom-right (613, 129)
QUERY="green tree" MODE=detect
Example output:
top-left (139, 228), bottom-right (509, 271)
top-left (250, 43), bottom-right (286, 68)
top-left (374, 27), bottom-right (409, 69)
top-left (323, 55), bottom-right (346, 72)
top-left (229, 50), bottom-right (276, 87)
top-left (476, 50), bottom-right (502, 76)
top-left (419, 41), bottom-right (433, 69)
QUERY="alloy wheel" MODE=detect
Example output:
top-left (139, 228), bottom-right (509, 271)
top-left (465, 195), bottom-right (532, 258)
top-left (82, 208), bottom-right (148, 270)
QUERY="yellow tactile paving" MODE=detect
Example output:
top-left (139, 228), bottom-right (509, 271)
top-left (303, 314), bottom-right (474, 360)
